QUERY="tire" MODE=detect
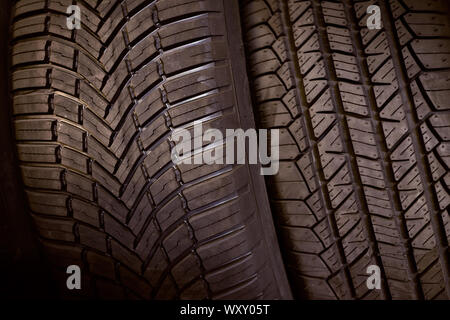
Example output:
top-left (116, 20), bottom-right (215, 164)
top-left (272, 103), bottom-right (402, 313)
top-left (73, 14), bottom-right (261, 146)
top-left (241, 0), bottom-right (450, 299)
top-left (9, 0), bottom-right (291, 299)
top-left (1, 0), bottom-right (55, 299)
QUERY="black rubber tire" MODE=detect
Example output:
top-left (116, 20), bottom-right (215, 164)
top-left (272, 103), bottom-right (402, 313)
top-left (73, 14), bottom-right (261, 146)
top-left (1, 0), bottom-right (56, 299)
top-left (241, 0), bottom-right (450, 300)
top-left (9, 0), bottom-right (291, 300)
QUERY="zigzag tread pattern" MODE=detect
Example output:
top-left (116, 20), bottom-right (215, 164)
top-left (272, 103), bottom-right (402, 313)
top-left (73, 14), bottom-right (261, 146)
top-left (242, 0), bottom-right (450, 299)
top-left (243, 0), bottom-right (376, 300)
top-left (10, 0), bottom-right (286, 300)
top-left (386, 0), bottom-right (450, 299)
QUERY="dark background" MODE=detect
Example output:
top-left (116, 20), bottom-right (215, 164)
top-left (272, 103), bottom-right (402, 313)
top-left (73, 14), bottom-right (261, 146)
top-left (0, 0), bottom-right (54, 298)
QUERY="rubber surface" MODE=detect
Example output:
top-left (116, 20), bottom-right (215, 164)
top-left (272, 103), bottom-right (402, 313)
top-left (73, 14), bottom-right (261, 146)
top-left (241, 0), bottom-right (450, 299)
top-left (10, 0), bottom-right (291, 299)
top-left (1, 0), bottom-right (55, 299)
